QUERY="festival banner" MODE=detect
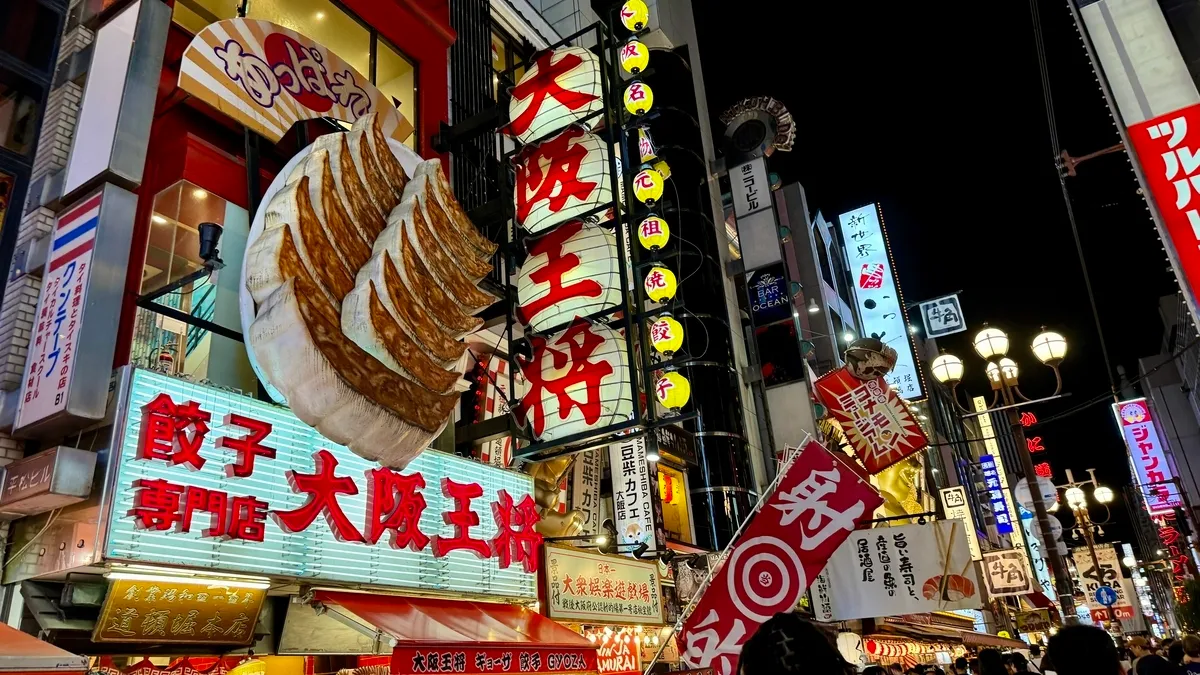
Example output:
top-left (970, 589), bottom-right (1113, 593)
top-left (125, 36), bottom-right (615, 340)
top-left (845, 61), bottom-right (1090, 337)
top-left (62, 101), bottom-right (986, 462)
top-left (679, 441), bottom-right (882, 675)
top-left (814, 367), bottom-right (929, 474)
top-left (811, 521), bottom-right (982, 621)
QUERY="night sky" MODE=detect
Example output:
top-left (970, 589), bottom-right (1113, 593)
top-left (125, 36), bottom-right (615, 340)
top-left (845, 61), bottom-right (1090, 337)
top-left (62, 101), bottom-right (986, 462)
top-left (695, 2), bottom-right (1180, 550)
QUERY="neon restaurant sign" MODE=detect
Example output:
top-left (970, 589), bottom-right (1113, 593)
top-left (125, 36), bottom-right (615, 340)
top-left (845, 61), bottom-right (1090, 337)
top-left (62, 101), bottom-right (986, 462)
top-left (104, 369), bottom-right (539, 599)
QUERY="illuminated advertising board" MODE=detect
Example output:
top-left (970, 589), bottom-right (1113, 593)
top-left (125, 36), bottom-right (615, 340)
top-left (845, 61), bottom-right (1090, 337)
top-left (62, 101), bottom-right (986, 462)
top-left (835, 204), bottom-right (923, 400)
top-left (104, 369), bottom-right (537, 599)
top-left (1114, 397), bottom-right (1183, 514)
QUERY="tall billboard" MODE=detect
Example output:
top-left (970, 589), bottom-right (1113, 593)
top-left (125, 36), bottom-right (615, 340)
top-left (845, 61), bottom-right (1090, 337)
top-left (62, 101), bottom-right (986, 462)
top-left (1113, 398), bottom-right (1183, 515)
top-left (836, 203), bottom-right (924, 400)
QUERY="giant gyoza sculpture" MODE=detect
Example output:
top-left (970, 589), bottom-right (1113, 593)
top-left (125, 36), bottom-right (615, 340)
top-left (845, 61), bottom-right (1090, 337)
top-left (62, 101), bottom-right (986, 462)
top-left (244, 112), bottom-right (495, 468)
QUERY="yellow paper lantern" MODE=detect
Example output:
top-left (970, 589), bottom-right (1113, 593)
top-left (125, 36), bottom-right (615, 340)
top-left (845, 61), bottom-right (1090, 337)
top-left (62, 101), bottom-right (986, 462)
top-left (624, 81), bottom-right (654, 116)
top-left (620, 0), bottom-right (649, 32)
top-left (644, 266), bottom-right (677, 303)
top-left (637, 215), bottom-right (670, 250)
top-left (619, 40), bottom-right (649, 74)
top-left (633, 167), bottom-right (664, 204)
top-left (649, 315), bottom-right (684, 355)
top-left (655, 371), bottom-right (691, 410)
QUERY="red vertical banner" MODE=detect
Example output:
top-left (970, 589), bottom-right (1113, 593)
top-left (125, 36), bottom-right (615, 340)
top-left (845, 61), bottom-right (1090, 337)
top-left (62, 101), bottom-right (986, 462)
top-left (679, 441), bottom-right (882, 675)
top-left (813, 367), bottom-right (929, 474)
top-left (1128, 103), bottom-right (1200, 309)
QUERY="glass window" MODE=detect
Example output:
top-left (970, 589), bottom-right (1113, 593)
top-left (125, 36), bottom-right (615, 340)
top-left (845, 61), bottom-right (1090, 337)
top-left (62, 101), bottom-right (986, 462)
top-left (0, 0), bottom-right (61, 71)
top-left (376, 38), bottom-right (417, 150)
top-left (173, 0), bottom-right (415, 149)
top-left (813, 224), bottom-right (834, 288)
top-left (491, 25), bottom-right (527, 99)
top-left (0, 73), bottom-right (40, 157)
top-left (133, 180), bottom-right (258, 396)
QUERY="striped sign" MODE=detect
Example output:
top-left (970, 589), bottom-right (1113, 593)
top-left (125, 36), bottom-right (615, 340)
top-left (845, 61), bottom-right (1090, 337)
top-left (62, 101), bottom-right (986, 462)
top-left (178, 18), bottom-right (412, 144)
top-left (16, 192), bottom-right (102, 429)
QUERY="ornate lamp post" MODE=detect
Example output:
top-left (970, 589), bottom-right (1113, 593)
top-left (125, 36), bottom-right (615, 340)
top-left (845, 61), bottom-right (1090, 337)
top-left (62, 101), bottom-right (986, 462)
top-left (1061, 468), bottom-right (1115, 591)
top-left (931, 325), bottom-right (1079, 622)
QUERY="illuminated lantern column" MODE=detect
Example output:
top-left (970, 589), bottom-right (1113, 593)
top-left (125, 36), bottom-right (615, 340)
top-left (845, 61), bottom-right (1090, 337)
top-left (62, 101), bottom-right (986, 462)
top-left (625, 35), bottom-right (756, 549)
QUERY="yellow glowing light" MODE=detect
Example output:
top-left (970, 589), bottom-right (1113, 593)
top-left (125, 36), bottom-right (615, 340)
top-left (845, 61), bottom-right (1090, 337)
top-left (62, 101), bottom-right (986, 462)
top-left (624, 81), bottom-right (654, 116)
top-left (644, 266), bottom-right (677, 303)
top-left (655, 371), bottom-right (691, 410)
top-left (649, 315), bottom-right (684, 355)
top-left (637, 215), bottom-right (670, 250)
top-left (633, 167), bottom-right (664, 205)
top-left (619, 39), bottom-right (650, 74)
top-left (620, 0), bottom-right (649, 32)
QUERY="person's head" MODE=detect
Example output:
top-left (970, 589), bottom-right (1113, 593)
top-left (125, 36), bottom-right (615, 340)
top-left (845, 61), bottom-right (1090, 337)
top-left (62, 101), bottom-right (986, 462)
top-left (1001, 654), bottom-right (1015, 675)
top-left (1136, 655), bottom-right (1178, 675)
top-left (1184, 635), bottom-right (1200, 659)
top-left (955, 657), bottom-right (970, 675)
top-left (978, 649), bottom-right (1006, 675)
top-left (1169, 642), bottom-right (1185, 665)
top-left (735, 612), bottom-right (854, 675)
top-left (1030, 645), bottom-right (1042, 658)
top-left (1131, 636), bottom-right (1152, 658)
top-left (1009, 653), bottom-right (1030, 673)
top-left (888, 665), bottom-right (905, 675)
top-left (863, 668), bottom-right (887, 675)
top-left (1046, 625), bottom-right (1122, 675)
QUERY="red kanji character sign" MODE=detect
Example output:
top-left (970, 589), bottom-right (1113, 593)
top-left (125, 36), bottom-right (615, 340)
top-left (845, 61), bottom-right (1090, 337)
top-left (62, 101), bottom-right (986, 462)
top-left (137, 393), bottom-right (211, 470)
top-left (1034, 462), bottom-right (1054, 479)
top-left (216, 413), bottom-right (275, 478)
top-left (366, 467), bottom-right (429, 551)
top-left (273, 449), bottom-right (365, 543)
top-left (129, 478), bottom-right (185, 531)
top-left (515, 126), bottom-right (603, 233)
top-left (517, 220), bottom-right (603, 327)
top-left (491, 490), bottom-right (542, 573)
top-left (432, 478), bottom-right (491, 558)
top-left (517, 320), bottom-right (618, 440)
top-left (505, 48), bottom-right (600, 143)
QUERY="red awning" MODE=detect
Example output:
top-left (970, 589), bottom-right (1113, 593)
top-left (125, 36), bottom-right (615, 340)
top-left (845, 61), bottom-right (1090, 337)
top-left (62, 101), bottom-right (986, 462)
top-left (314, 591), bottom-right (598, 675)
top-left (1027, 591), bottom-right (1055, 609)
top-left (0, 623), bottom-right (88, 675)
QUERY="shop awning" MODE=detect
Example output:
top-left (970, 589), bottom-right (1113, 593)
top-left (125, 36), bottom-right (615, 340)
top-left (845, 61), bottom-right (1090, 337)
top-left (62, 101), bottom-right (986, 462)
top-left (876, 621), bottom-right (1028, 650)
top-left (314, 591), bottom-right (598, 675)
top-left (0, 623), bottom-right (88, 675)
top-left (959, 630), bottom-right (1028, 650)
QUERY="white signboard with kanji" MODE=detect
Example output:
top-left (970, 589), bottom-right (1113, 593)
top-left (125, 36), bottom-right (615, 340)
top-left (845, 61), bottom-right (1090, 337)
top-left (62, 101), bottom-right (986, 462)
top-left (516, 220), bottom-right (623, 333)
top-left (514, 127), bottom-right (611, 235)
top-left (105, 368), bottom-right (539, 599)
top-left (812, 521), bottom-right (982, 621)
top-left (981, 549), bottom-right (1035, 598)
top-left (940, 486), bottom-right (982, 561)
top-left (918, 294), bottom-right (966, 338)
top-left (609, 437), bottom-right (655, 551)
top-left (570, 449), bottom-right (603, 535)
top-left (505, 47), bottom-right (602, 145)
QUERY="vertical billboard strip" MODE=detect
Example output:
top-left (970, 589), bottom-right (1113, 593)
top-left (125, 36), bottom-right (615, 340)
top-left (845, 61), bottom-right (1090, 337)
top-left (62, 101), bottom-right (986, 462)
top-left (609, 437), bottom-right (655, 551)
top-left (1114, 398), bottom-right (1183, 514)
top-left (835, 204), bottom-right (924, 400)
top-left (570, 450), bottom-right (603, 535)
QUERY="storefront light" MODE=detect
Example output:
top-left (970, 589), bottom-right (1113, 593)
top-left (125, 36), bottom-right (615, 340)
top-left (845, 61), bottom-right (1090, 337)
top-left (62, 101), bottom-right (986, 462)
top-left (105, 571), bottom-right (271, 590)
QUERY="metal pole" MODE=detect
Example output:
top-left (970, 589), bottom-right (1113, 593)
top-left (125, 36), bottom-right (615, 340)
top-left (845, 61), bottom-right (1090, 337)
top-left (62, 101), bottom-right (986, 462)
top-left (1006, 406), bottom-right (1080, 623)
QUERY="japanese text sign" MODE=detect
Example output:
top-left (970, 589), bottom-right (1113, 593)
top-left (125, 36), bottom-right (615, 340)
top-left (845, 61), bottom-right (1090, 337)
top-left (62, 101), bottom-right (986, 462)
top-left (836, 204), bottom-right (923, 399)
top-left (516, 320), bottom-right (631, 445)
top-left (980, 455), bottom-right (1013, 534)
top-left (609, 437), bottom-right (655, 551)
top-left (514, 127), bottom-right (612, 236)
top-left (570, 450), bottom-right (603, 535)
top-left (94, 577), bottom-right (265, 644)
top-left (1019, 509), bottom-right (1057, 604)
top-left (516, 220), bottom-right (623, 333)
top-left (1074, 544), bottom-right (1134, 623)
top-left (596, 631), bottom-right (640, 675)
top-left (1114, 398), bottom-right (1183, 514)
top-left (939, 487), bottom-right (982, 561)
top-left (1127, 104), bottom-right (1200, 320)
top-left (981, 549), bottom-right (1035, 597)
top-left (505, 47), bottom-right (603, 145)
top-left (732, 158), bottom-right (769, 218)
top-left (812, 521), bottom-right (982, 621)
top-left (105, 369), bottom-right (538, 599)
top-left (679, 441), bottom-right (882, 675)
top-left (391, 647), bottom-right (597, 675)
top-left (179, 19), bottom-right (413, 144)
top-left (544, 545), bottom-right (664, 625)
top-left (814, 367), bottom-right (929, 474)
top-left (918, 294), bottom-right (966, 338)
top-left (17, 193), bottom-right (101, 430)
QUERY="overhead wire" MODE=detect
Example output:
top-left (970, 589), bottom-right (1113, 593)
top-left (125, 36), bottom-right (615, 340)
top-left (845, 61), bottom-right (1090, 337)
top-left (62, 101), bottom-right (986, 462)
top-left (1028, 0), bottom-right (1119, 400)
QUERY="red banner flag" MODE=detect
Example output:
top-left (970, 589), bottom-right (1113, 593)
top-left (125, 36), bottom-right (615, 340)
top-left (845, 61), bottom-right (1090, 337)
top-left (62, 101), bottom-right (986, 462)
top-left (813, 367), bottom-right (929, 474)
top-left (679, 441), bottom-right (882, 675)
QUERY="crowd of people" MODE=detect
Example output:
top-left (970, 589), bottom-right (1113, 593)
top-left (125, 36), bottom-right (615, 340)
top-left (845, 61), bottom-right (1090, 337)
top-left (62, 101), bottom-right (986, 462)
top-left (733, 612), bottom-right (1200, 675)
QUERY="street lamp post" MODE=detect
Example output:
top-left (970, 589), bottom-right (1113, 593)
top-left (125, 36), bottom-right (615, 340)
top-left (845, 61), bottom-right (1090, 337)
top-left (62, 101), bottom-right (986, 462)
top-left (931, 325), bottom-right (1079, 623)
top-left (1061, 468), bottom-right (1115, 600)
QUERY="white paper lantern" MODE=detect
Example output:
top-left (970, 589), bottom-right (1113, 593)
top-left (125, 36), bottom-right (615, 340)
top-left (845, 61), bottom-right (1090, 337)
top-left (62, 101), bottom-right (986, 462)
top-left (516, 320), bottom-right (632, 442)
top-left (516, 220), bottom-right (623, 333)
top-left (506, 47), bottom-right (603, 145)
top-left (515, 126), bottom-right (612, 235)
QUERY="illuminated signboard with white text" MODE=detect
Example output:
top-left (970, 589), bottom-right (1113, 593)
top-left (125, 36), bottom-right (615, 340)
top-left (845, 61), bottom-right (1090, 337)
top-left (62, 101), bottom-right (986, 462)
top-left (104, 369), bottom-right (538, 599)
